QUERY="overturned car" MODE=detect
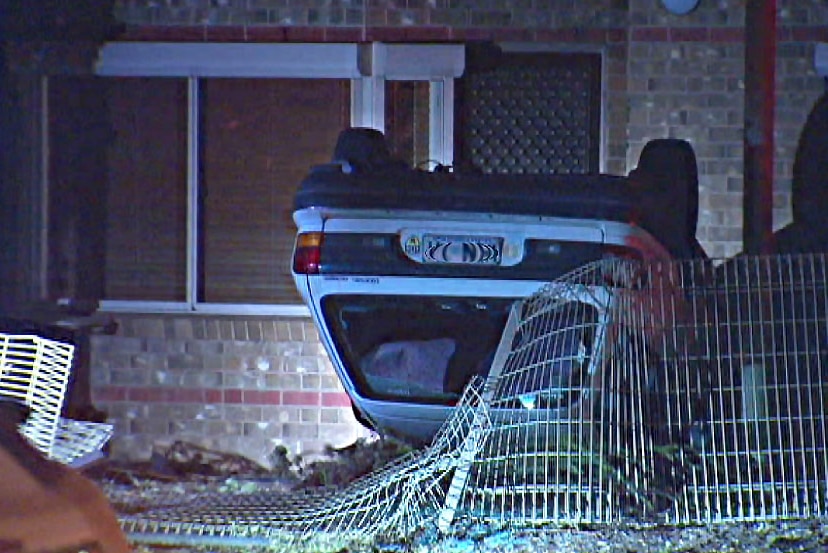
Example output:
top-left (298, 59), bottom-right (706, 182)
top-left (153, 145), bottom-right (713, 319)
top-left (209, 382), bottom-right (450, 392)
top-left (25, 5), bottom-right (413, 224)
top-left (291, 128), bottom-right (705, 444)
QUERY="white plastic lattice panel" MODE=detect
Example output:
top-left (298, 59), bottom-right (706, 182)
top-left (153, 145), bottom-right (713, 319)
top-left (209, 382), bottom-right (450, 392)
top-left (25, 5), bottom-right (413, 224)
top-left (52, 418), bottom-right (115, 467)
top-left (0, 333), bottom-right (75, 459)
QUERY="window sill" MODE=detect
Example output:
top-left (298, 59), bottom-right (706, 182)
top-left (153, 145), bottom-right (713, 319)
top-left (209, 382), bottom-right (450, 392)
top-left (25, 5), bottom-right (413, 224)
top-left (98, 301), bottom-right (310, 318)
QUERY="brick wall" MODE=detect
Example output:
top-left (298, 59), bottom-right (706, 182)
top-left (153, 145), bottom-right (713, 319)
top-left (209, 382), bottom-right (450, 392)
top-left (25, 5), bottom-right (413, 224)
top-left (626, 0), bottom-right (827, 258)
top-left (92, 0), bottom-right (828, 464)
top-left (92, 315), bottom-right (370, 466)
top-left (111, 0), bottom-right (828, 258)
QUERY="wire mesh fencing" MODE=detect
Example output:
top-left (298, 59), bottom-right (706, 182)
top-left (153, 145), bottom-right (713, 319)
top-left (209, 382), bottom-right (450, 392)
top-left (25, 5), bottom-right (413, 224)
top-left (118, 383), bottom-right (489, 548)
top-left (442, 253), bottom-right (828, 527)
top-left (115, 254), bottom-right (828, 546)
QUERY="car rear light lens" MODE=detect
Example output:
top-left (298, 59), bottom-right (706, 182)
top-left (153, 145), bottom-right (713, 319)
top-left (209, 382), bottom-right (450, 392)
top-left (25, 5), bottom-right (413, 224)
top-left (293, 232), bottom-right (323, 274)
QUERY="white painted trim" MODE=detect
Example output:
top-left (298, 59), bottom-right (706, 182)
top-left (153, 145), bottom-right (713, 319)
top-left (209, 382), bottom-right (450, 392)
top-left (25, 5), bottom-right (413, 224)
top-left (816, 43), bottom-right (828, 77)
top-left (96, 42), bottom-right (362, 78)
top-left (350, 78), bottom-right (365, 127)
top-left (429, 79), bottom-right (455, 169)
top-left (192, 304), bottom-right (311, 317)
top-left (368, 43), bottom-right (465, 80)
top-left (99, 300), bottom-right (193, 313)
top-left (99, 300), bottom-right (311, 317)
top-left (186, 77), bottom-right (199, 306)
top-left (350, 76), bottom-right (385, 132)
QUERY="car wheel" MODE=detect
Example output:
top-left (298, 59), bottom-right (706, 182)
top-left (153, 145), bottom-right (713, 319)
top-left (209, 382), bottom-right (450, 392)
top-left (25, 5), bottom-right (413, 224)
top-left (632, 138), bottom-right (701, 260)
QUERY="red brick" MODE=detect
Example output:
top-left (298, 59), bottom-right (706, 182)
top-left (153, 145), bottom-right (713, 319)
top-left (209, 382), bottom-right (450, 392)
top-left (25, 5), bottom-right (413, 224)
top-left (449, 27), bottom-right (497, 41)
top-left (285, 27), bottom-right (326, 42)
top-left (582, 28), bottom-right (611, 43)
top-left (242, 390), bottom-right (281, 404)
top-left (119, 25), bottom-right (207, 42)
top-left (790, 26), bottom-right (828, 42)
top-left (488, 28), bottom-right (534, 42)
top-left (535, 28), bottom-right (576, 42)
top-left (670, 27), bottom-right (709, 42)
top-left (206, 26), bottom-right (248, 42)
top-left (709, 27), bottom-right (744, 43)
top-left (282, 390), bottom-right (321, 406)
top-left (141, 388), bottom-right (163, 402)
top-left (151, 388), bottom-right (175, 402)
top-left (536, 27), bottom-right (606, 43)
top-left (95, 386), bottom-right (127, 402)
top-left (606, 28), bottom-right (627, 43)
top-left (321, 392), bottom-right (351, 407)
top-left (205, 389), bottom-right (223, 403)
top-left (402, 26), bottom-right (451, 41)
top-left (127, 388), bottom-right (150, 402)
top-left (364, 26), bottom-right (404, 42)
top-left (172, 388), bottom-right (205, 403)
top-left (224, 389), bottom-right (243, 403)
top-left (244, 26), bottom-right (290, 42)
top-left (323, 27), bottom-right (365, 42)
top-left (631, 27), bottom-right (670, 42)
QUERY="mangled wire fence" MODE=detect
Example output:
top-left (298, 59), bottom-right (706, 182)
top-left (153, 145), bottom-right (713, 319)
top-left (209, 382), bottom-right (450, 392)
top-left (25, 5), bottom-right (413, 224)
top-left (116, 254), bottom-right (828, 546)
top-left (443, 253), bottom-right (828, 527)
top-left (118, 383), bottom-right (489, 548)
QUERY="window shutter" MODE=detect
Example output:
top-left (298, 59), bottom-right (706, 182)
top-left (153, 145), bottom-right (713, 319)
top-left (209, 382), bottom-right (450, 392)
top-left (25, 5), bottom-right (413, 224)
top-left (104, 77), bottom-right (188, 301)
top-left (200, 78), bottom-right (350, 304)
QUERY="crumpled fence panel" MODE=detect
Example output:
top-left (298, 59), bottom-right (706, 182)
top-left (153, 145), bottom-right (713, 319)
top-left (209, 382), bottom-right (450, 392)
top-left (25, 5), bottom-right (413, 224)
top-left (445, 254), bottom-right (828, 527)
top-left (119, 383), bottom-right (489, 549)
top-left (119, 254), bottom-right (828, 546)
top-left (0, 333), bottom-right (115, 466)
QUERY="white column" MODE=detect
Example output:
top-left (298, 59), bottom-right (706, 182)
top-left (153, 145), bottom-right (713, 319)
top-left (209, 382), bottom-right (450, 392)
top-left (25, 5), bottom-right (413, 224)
top-left (429, 78), bottom-right (455, 170)
top-left (350, 76), bottom-right (385, 133)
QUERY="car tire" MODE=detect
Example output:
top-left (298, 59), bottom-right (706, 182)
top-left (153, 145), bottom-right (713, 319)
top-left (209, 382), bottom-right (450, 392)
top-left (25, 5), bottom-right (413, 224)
top-left (332, 127), bottom-right (404, 173)
top-left (632, 138), bottom-right (702, 260)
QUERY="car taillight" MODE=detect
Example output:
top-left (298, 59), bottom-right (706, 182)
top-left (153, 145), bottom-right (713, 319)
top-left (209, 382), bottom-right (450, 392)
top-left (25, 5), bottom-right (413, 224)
top-left (293, 232), bottom-right (323, 274)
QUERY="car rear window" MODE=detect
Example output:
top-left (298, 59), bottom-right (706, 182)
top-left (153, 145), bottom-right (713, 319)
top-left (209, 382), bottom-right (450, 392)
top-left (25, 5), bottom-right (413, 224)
top-left (321, 295), bottom-right (516, 403)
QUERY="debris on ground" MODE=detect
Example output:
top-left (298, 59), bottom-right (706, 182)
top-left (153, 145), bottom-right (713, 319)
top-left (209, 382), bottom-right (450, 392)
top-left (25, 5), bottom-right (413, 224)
top-left (90, 436), bottom-right (412, 493)
top-left (298, 437), bottom-right (414, 488)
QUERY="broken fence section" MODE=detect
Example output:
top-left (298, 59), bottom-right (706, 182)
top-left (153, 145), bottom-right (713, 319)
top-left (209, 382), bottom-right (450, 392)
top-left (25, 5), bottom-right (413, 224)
top-left (445, 253), bottom-right (827, 527)
top-left (118, 254), bottom-right (828, 546)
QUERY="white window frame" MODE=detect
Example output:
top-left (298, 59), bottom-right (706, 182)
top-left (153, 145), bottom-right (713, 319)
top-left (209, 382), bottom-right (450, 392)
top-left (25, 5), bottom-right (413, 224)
top-left (93, 42), bottom-right (464, 316)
